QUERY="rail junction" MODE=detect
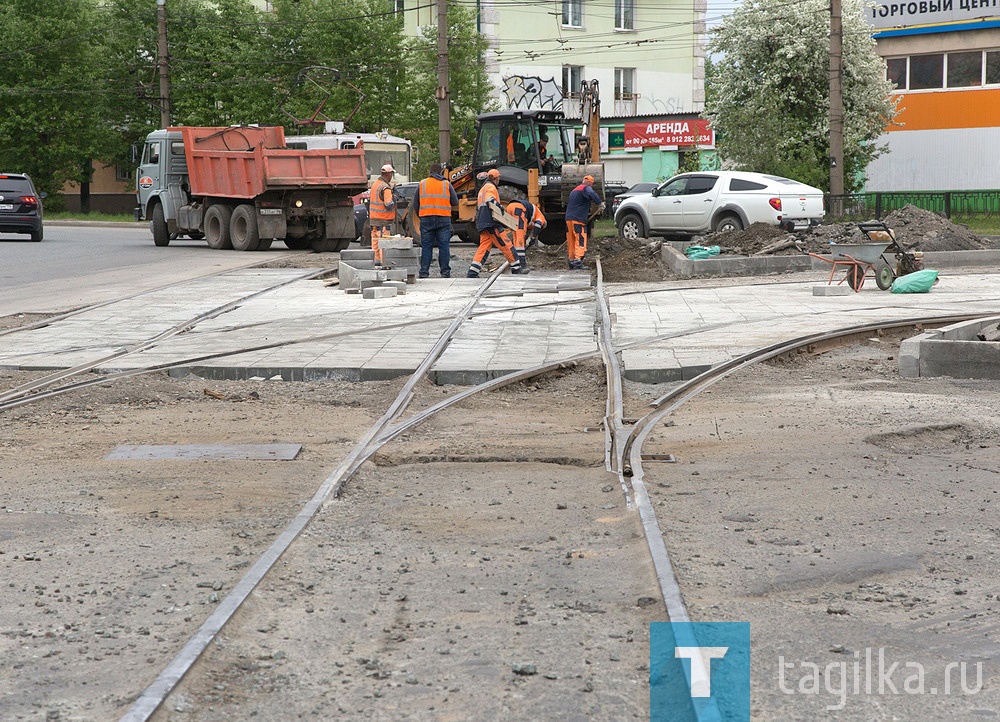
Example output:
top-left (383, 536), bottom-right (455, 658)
top-left (1, 261), bottom-right (999, 719)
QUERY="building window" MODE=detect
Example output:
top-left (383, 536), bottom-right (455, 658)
top-left (563, 65), bottom-right (582, 97)
top-left (562, 0), bottom-right (582, 28)
top-left (886, 57), bottom-right (907, 89)
top-left (614, 67), bottom-right (634, 99)
top-left (115, 164), bottom-right (131, 181)
top-left (615, 0), bottom-right (634, 30)
top-left (909, 54), bottom-right (943, 90)
top-left (947, 51), bottom-right (982, 87)
top-left (394, 0), bottom-right (404, 13)
top-left (988, 51), bottom-right (1000, 85)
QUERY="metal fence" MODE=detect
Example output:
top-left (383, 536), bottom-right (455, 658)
top-left (826, 191), bottom-right (1000, 223)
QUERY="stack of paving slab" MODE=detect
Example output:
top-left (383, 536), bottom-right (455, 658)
top-left (339, 237), bottom-right (418, 299)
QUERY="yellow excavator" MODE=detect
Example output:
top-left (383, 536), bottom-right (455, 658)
top-left (444, 79), bottom-right (605, 244)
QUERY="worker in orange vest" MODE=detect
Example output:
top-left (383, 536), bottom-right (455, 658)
top-left (369, 164), bottom-right (396, 265)
top-left (505, 199), bottom-right (546, 273)
top-left (412, 162), bottom-right (458, 278)
top-left (467, 168), bottom-right (525, 278)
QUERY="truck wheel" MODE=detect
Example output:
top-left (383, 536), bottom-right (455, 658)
top-left (713, 213), bottom-right (743, 233)
top-left (151, 203), bottom-right (170, 247)
top-left (230, 204), bottom-right (261, 251)
top-left (205, 205), bottom-right (233, 250)
top-left (309, 238), bottom-right (350, 253)
top-left (284, 237), bottom-right (311, 250)
top-left (617, 212), bottom-right (645, 241)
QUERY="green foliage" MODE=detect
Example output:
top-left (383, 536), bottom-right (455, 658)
top-left (0, 0), bottom-right (107, 195)
top-left (398, 2), bottom-right (495, 176)
top-left (705, 0), bottom-right (898, 193)
top-left (0, 0), bottom-right (493, 195)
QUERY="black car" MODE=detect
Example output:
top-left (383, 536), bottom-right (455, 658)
top-left (611, 181), bottom-right (658, 216)
top-left (0, 173), bottom-right (45, 242)
top-left (602, 181), bottom-right (629, 218)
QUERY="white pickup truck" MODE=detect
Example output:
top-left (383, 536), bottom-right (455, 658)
top-left (614, 170), bottom-right (825, 240)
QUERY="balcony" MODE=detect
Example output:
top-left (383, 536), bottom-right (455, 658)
top-left (612, 93), bottom-right (639, 117)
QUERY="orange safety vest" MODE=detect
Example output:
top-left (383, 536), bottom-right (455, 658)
top-left (477, 181), bottom-right (499, 208)
top-left (417, 177), bottom-right (453, 217)
top-left (369, 178), bottom-right (395, 222)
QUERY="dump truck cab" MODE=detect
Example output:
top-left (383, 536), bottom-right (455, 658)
top-left (135, 129), bottom-right (189, 234)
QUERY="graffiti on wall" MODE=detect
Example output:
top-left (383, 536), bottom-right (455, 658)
top-left (502, 76), bottom-right (563, 110)
top-left (647, 96), bottom-right (688, 114)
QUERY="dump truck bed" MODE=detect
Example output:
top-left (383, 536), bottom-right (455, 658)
top-left (174, 126), bottom-right (368, 199)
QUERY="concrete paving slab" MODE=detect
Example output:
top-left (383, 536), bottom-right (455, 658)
top-left (3, 266), bottom-right (1000, 386)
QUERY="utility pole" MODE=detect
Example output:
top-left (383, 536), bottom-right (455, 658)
top-left (436, 0), bottom-right (451, 162)
top-left (829, 0), bottom-right (844, 209)
top-left (157, 0), bottom-right (172, 127)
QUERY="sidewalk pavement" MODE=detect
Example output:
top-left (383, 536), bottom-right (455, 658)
top-left (1, 268), bottom-right (998, 385)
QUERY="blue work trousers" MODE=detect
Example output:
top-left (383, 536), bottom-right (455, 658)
top-left (418, 215), bottom-right (452, 277)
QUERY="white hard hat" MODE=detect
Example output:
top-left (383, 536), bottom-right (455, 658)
top-left (381, 164), bottom-right (396, 173)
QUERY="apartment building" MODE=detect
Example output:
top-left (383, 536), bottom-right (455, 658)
top-left (402, 0), bottom-right (711, 185)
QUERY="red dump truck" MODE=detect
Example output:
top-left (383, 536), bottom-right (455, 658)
top-left (134, 125), bottom-right (368, 251)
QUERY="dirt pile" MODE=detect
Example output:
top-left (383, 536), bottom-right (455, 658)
top-left (691, 204), bottom-right (993, 256)
top-left (525, 235), bottom-right (672, 282)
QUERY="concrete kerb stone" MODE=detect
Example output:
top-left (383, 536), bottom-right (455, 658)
top-left (377, 237), bottom-right (414, 250)
top-left (899, 314), bottom-right (1000, 379)
top-left (340, 249), bottom-right (375, 262)
top-left (661, 242), bottom-right (1000, 278)
top-left (363, 286), bottom-right (398, 299)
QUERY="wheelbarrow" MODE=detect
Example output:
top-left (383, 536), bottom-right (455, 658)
top-left (809, 221), bottom-right (925, 292)
top-left (809, 241), bottom-right (894, 291)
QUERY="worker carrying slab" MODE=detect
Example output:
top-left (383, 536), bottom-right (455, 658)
top-left (467, 169), bottom-right (526, 278)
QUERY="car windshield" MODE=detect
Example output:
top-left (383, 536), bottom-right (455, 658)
top-left (627, 182), bottom-right (657, 194)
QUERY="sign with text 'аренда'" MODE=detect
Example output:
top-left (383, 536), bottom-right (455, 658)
top-left (625, 119), bottom-right (715, 149)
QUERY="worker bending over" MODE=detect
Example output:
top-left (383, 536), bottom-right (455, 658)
top-left (369, 164), bottom-right (397, 265)
top-left (505, 199), bottom-right (547, 273)
top-left (564, 174), bottom-right (604, 270)
top-left (467, 169), bottom-right (526, 278)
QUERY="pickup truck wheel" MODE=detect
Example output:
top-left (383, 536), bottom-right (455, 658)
top-left (617, 212), bottom-right (645, 241)
top-left (205, 204), bottom-right (233, 250)
top-left (230, 204), bottom-right (261, 251)
top-left (151, 204), bottom-right (170, 247)
top-left (713, 213), bottom-right (743, 233)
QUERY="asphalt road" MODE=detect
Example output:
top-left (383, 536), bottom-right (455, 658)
top-left (0, 222), bottom-right (301, 317)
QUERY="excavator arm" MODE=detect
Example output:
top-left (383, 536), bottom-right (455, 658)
top-left (576, 79), bottom-right (601, 165)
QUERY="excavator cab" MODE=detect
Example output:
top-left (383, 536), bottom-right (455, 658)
top-left (472, 115), bottom-right (572, 175)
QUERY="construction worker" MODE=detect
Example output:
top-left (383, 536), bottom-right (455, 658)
top-left (412, 162), bottom-right (458, 278)
top-left (369, 164), bottom-right (396, 265)
top-left (467, 168), bottom-right (525, 278)
top-left (564, 174), bottom-right (604, 270)
top-left (505, 199), bottom-right (547, 273)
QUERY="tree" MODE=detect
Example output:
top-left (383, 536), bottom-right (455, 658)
top-left (0, 0), bottom-right (108, 201)
top-left (398, 2), bottom-right (495, 176)
top-left (705, 0), bottom-right (898, 193)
